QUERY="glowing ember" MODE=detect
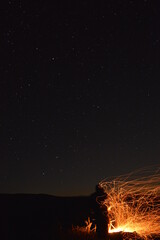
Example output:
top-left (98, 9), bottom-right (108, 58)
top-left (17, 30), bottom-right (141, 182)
top-left (100, 166), bottom-right (160, 239)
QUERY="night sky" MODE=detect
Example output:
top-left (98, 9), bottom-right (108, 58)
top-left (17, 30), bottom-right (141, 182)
top-left (1, 1), bottom-right (160, 196)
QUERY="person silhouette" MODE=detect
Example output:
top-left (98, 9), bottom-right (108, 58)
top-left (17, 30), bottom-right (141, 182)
top-left (91, 184), bottom-right (109, 239)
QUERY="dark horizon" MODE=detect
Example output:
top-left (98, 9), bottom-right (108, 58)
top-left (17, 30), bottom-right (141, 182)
top-left (1, 1), bottom-right (160, 196)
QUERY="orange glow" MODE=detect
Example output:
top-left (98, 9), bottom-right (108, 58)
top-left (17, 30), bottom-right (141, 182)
top-left (72, 217), bottom-right (96, 233)
top-left (100, 166), bottom-right (160, 239)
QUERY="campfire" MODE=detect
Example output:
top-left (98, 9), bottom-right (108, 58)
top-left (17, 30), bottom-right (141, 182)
top-left (73, 166), bottom-right (160, 240)
top-left (100, 166), bottom-right (160, 239)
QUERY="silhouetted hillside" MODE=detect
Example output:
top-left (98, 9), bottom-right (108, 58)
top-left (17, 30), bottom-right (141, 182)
top-left (0, 193), bottom-right (96, 240)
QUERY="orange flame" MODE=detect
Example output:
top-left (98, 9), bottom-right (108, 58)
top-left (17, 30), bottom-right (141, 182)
top-left (72, 217), bottom-right (96, 233)
top-left (100, 166), bottom-right (160, 239)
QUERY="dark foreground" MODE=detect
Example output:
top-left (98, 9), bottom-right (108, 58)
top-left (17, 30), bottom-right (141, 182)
top-left (0, 193), bottom-right (96, 240)
top-left (0, 194), bottom-right (159, 240)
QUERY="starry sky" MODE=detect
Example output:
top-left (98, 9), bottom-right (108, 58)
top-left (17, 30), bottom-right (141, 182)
top-left (1, 1), bottom-right (160, 196)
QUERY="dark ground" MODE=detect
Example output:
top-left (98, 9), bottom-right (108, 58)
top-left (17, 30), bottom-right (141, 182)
top-left (0, 193), bottom-right (96, 240)
top-left (0, 194), bottom-right (159, 240)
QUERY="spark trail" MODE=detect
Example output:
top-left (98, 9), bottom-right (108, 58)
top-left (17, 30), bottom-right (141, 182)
top-left (100, 166), bottom-right (160, 239)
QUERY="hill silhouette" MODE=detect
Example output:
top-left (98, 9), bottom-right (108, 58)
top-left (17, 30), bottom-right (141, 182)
top-left (0, 193), bottom-right (97, 240)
